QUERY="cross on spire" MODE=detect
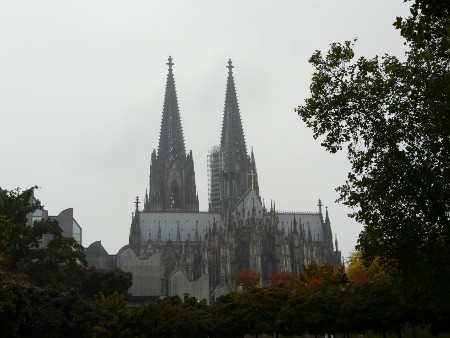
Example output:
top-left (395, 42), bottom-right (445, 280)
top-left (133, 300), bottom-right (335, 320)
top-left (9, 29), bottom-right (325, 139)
top-left (227, 59), bottom-right (234, 74)
top-left (135, 196), bottom-right (140, 210)
top-left (167, 55), bottom-right (174, 72)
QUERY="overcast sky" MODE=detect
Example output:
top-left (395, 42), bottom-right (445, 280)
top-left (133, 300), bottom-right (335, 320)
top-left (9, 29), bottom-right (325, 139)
top-left (1, 0), bottom-right (410, 260)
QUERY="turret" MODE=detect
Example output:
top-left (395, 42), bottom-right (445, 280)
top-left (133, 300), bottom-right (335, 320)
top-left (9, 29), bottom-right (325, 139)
top-left (129, 196), bottom-right (141, 253)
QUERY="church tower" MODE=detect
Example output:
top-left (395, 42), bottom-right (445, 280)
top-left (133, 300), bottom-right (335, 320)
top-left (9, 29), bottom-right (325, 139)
top-left (145, 56), bottom-right (199, 212)
top-left (208, 59), bottom-right (259, 215)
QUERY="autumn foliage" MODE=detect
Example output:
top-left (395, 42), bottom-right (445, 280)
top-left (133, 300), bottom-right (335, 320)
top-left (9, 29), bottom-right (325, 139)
top-left (269, 271), bottom-right (299, 289)
top-left (236, 268), bottom-right (260, 288)
top-left (300, 262), bottom-right (344, 287)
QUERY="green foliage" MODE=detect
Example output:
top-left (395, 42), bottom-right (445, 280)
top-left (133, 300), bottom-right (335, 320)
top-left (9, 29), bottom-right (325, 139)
top-left (0, 215), bottom-right (14, 262)
top-left (59, 266), bottom-right (133, 298)
top-left (296, 0), bottom-right (450, 333)
top-left (0, 186), bottom-right (87, 282)
top-left (0, 271), bottom-right (88, 338)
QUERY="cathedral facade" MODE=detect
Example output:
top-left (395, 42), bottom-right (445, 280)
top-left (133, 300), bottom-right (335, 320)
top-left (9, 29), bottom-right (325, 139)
top-left (86, 57), bottom-right (341, 303)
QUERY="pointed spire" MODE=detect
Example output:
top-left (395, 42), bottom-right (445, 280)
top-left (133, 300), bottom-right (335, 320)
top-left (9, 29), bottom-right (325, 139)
top-left (220, 59), bottom-right (247, 171)
top-left (325, 206), bottom-right (330, 224)
top-left (157, 56), bottom-right (186, 161)
top-left (335, 234), bottom-right (339, 251)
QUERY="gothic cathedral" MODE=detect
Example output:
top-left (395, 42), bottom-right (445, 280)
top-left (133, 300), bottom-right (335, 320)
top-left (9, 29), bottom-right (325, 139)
top-left (86, 57), bottom-right (341, 303)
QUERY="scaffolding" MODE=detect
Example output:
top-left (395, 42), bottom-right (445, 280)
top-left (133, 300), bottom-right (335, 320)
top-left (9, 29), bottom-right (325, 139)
top-left (207, 145), bottom-right (223, 213)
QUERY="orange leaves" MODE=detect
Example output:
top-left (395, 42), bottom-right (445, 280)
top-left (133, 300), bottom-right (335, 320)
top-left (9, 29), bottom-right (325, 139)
top-left (300, 262), bottom-right (344, 287)
top-left (269, 271), bottom-right (300, 289)
top-left (236, 268), bottom-right (260, 289)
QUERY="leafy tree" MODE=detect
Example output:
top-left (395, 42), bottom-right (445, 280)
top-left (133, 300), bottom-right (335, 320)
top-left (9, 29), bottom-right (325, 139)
top-left (346, 251), bottom-right (387, 284)
top-left (59, 266), bottom-right (132, 298)
top-left (346, 251), bottom-right (365, 282)
top-left (268, 271), bottom-right (299, 290)
top-left (235, 267), bottom-right (260, 289)
top-left (149, 296), bottom-right (210, 338)
top-left (0, 216), bottom-right (14, 262)
top-left (0, 271), bottom-right (88, 338)
top-left (300, 262), bottom-right (343, 287)
top-left (0, 186), bottom-right (87, 282)
top-left (0, 186), bottom-right (40, 270)
top-left (211, 291), bottom-right (253, 338)
top-left (25, 219), bottom-right (87, 286)
top-left (280, 285), bottom-right (341, 337)
top-left (296, 0), bottom-right (450, 331)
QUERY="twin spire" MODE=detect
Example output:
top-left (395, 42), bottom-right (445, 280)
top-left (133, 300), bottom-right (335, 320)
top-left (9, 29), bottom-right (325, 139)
top-left (157, 56), bottom-right (186, 161)
top-left (157, 56), bottom-right (248, 170)
top-left (152, 56), bottom-right (251, 214)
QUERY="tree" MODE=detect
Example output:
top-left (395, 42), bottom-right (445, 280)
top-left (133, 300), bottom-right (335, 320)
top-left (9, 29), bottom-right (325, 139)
top-left (269, 271), bottom-right (299, 290)
top-left (0, 271), bottom-right (89, 338)
top-left (300, 262), bottom-right (343, 287)
top-left (211, 291), bottom-right (255, 338)
top-left (63, 267), bottom-right (133, 298)
top-left (280, 285), bottom-right (341, 337)
top-left (0, 187), bottom-right (87, 285)
top-left (296, 1), bottom-right (450, 331)
top-left (235, 268), bottom-right (260, 289)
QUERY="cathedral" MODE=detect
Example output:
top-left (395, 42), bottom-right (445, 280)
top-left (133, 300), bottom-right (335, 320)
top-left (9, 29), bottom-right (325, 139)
top-left (85, 57), bottom-right (341, 303)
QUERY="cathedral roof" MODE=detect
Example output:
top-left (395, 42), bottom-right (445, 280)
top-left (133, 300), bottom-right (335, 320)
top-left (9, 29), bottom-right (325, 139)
top-left (220, 59), bottom-right (248, 171)
top-left (139, 212), bottom-right (221, 242)
top-left (277, 212), bottom-right (324, 241)
top-left (234, 188), bottom-right (264, 219)
top-left (157, 56), bottom-right (186, 161)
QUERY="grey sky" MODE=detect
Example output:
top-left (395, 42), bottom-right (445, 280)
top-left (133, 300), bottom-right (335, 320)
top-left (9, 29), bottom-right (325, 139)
top-left (0, 0), bottom-right (409, 260)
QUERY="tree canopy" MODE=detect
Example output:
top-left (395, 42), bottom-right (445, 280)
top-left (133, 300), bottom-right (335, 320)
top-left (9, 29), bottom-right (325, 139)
top-left (296, 0), bottom-right (450, 323)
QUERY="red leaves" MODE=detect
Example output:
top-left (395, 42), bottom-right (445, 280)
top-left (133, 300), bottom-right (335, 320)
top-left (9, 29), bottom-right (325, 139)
top-left (236, 268), bottom-right (260, 288)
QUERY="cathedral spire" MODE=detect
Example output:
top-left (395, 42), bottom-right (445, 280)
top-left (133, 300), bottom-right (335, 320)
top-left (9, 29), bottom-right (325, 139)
top-left (147, 57), bottom-right (199, 212)
top-left (220, 59), bottom-right (247, 171)
top-left (157, 56), bottom-right (186, 161)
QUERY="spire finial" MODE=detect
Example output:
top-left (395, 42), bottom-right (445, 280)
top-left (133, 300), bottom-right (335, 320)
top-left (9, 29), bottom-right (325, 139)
top-left (227, 59), bottom-right (234, 74)
top-left (135, 196), bottom-right (140, 211)
top-left (167, 55), bottom-right (174, 72)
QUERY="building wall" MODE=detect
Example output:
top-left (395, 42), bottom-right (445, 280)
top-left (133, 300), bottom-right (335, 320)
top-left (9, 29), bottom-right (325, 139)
top-left (85, 241), bottom-right (114, 269)
top-left (116, 248), bottom-right (162, 296)
top-left (168, 270), bottom-right (210, 304)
